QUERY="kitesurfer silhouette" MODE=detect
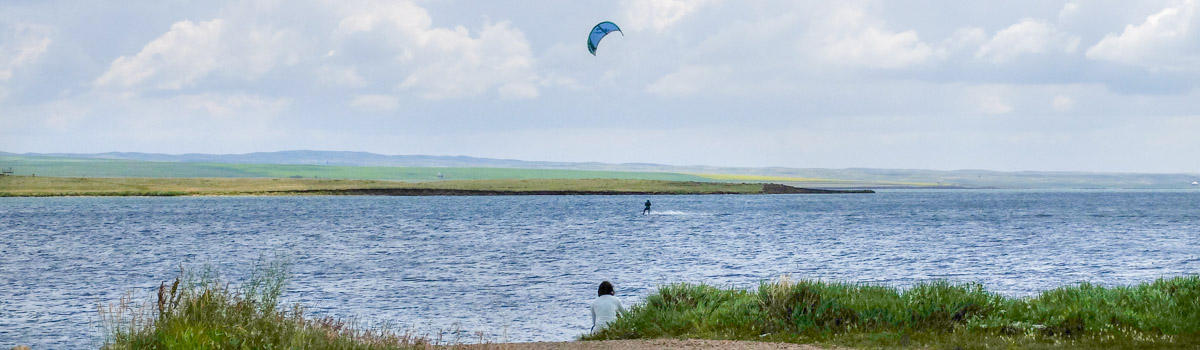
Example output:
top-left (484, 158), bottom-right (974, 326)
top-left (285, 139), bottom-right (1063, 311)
top-left (643, 200), bottom-right (651, 215)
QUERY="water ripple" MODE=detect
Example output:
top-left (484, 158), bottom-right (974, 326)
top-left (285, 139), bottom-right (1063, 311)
top-left (2, 191), bottom-right (1199, 348)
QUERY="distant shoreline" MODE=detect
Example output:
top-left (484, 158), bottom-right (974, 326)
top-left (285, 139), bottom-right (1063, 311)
top-left (0, 176), bottom-right (873, 197)
top-left (272, 185), bottom-right (874, 196)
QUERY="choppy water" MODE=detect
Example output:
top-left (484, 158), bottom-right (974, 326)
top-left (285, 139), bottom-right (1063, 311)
top-left (2, 190), bottom-right (1199, 348)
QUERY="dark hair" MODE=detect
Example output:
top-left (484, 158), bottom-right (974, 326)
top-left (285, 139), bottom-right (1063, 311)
top-left (598, 281), bottom-right (614, 296)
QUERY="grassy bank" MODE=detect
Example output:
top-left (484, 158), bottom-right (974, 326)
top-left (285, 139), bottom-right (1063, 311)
top-left (0, 176), bottom-right (772, 196)
top-left (0, 155), bottom-right (922, 189)
top-left (102, 262), bottom-right (1198, 349)
top-left (101, 262), bottom-right (434, 350)
top-left (585, 276), bottom-right (1200, 349)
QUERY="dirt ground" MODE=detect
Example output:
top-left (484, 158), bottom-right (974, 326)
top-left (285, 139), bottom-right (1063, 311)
top-left (448, 339), bottom-right (836, 350)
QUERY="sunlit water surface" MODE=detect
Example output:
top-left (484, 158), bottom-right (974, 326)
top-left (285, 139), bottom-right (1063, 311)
top-left (2, 190), bottom-right (1199, 348)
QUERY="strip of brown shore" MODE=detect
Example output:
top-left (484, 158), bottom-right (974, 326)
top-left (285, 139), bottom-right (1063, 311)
top-left (271, 184), bottom-right (873, 196)
top-left (0, 176), bottom-right (874, 197)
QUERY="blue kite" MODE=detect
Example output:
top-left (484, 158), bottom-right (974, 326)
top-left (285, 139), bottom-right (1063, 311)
top-left (587, 21), bottom-right (623, 56)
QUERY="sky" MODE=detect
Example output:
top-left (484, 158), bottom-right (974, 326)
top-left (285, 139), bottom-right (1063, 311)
top-left (1, 0), bottom-right (1198, 173)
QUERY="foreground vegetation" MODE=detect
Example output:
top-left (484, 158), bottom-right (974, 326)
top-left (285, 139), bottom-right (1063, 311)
top-left (585, 276), bottom-right (1200, 349)
top-left (0, 176), bottom-right (770, 196)
top-left (104, 261), bottom-right (1199, 350)
top-left (101, 262), bottom-right (435, 350)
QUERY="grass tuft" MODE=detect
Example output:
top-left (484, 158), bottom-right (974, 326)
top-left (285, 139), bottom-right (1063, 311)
top-left (583, 275), bottom-right (1200, 349)
top-left (100, 261), bottom-right (432, 350)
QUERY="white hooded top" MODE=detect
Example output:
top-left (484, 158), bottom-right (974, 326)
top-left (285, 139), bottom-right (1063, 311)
top-left (590, 294), bottom-right (624, 333)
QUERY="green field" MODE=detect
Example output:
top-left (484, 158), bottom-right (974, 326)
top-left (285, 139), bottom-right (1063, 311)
top-left (0, 155), bottom-right (875, 196)
top-left (0, 155), bottom-right (952, 189)
top-left (7, 152), bottom-right (1199, 189)
top-left (0, 155), bottom-right (708, 182)
top-left (0, 176), bottom-right (768, 196)
top-left (693, 173), bottom-right (947, 189)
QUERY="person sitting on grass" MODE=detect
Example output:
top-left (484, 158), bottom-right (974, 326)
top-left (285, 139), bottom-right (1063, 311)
top-left (590, 281), bottom-right (625, 333)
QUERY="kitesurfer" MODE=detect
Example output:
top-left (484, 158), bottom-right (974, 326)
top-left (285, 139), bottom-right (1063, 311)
top-left (590, 281), bottom-right (625, 333)
top-left (643, 200), bottom-right (651, 215)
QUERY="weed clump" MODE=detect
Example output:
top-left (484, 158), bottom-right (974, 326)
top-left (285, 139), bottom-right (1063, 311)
top-left (100, 261), bottom-right (430, 350)
top-left (584, 275), bottom-right (1200, 349)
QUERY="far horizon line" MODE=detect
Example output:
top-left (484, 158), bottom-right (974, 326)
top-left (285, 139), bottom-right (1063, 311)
top-left (3, 149), bottom-right (1199, 176)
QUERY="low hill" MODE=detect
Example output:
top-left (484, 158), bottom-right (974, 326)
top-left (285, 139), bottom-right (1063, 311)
top-left (2, 151), bottom-right (1198, 189)
top-left (0, 155), bottom-right (706, 182)
top-left (0, 176), bottom-right (872, 197)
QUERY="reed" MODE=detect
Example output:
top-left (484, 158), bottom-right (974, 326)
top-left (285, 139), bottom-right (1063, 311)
top-left (99, 262), bottom-right (432, 350)
top-left (584, 275), bottom-right (1200, 349)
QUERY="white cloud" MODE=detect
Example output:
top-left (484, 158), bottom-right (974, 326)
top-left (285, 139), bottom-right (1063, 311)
top-left (1086, 0), bottom-right (1199, 71)
top-left (396, 21), bottom-right (537, 99)
top-left (497, 81), bottom-right (538, 99)
top-left (816, 5), bottom-right (933, 69)
top-left (10, 1), bottom-right (1200, 173)
top-left (349, 94), bottom-right (399, 112)
top-left (37, 100), bottom-right (89, 132)
top-left (317, 65), bottom-right (368, 88)
top-left (1059, 1), bottom-right (1082, 20)
top-left (645, 64), bottom-right (786, 97)
top-left (980, 95), bottom-right (1013, 115)
top-left (969, 87), bottom-right (1014, 115)
top-left (1052, 95), bottom-right (1076, 112)
top-left (1, 23), bottom-right (51, 84)
top-left (183, 94), bottom-right (290, 121)
top-left (646, 65), bottom-right (731, 97)
top-left (621, 0), bottom-right (708, 32)
top-left (95, 19), bottom-right (224, 90)
top-left (90, 0), bottom-right (544, 100)
top-left (115, 93), bottom-right (292, 149)
top-left (935, 27), bottom-right (988, 58)
top-left (94, 18), bottom-right (294, 91)
top-left (333, 1), bottom-right (430, 39)
top-left (333, 1), bottom-right (540, 99)
top-left (975, 18), bottom-right (1081, 63)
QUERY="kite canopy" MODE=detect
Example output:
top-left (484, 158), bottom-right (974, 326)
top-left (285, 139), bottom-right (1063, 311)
top-left (587, 21), bottom-right (622, 55)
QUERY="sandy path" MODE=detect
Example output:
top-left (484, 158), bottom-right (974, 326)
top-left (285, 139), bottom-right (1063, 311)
top-left (447, 339), bottom-right (836, 350)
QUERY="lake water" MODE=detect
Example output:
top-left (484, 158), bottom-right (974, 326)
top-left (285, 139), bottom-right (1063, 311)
top-left (2, 190), bottom-right (1199, 348)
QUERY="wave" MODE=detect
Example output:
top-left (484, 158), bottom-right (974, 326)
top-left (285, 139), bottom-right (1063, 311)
top-left (650, 210), bottom-right (696, 216)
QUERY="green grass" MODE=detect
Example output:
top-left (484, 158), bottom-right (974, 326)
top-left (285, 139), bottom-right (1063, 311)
top-left (0, 155), bottom-right (706, 182)
top-left (694, 173), bottom-right (948, 188)
top-left (0, 176), bottom-right (766, 196)
top-left (0, 176), bottom-right (400, 196)
top-left (100, 260), bottom-right (433, 350)
top-left (102, 262), bottom-right (1199, 349)
top-left (584, 276), bottom-right (1200, 349)
top-left (391, 178), bottom-right (763, 194)
top-left (0, 155), bottom-right (913, 189)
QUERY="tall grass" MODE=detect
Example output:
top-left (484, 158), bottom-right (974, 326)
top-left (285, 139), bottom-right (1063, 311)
top-left (585, 276), bottom-right (1200, 349)
top-left (99, 261), bottom-right (432, 350)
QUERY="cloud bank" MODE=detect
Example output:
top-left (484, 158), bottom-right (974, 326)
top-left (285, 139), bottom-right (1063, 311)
top-left (2, 0), bottom-right (1199, 173)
